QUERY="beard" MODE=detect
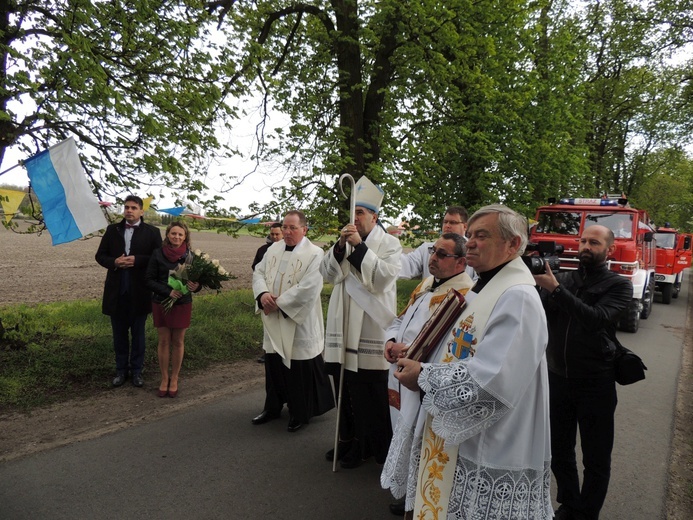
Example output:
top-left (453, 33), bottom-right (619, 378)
top-left (579, 249), bottom-right (607, 266)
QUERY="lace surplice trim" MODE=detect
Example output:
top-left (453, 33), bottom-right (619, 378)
top-left (381, 416), bottom-right (417, 498)
top-left (398, 447), bottom-right (552, 519)
top-left (419, 362), bottom-right (510, 445)
top-left (447, 457), bottom-right (553, 520)
top-left (406, 433), bottom-right (423, 511)
top-left (380, 413), bottom-right (424, 510)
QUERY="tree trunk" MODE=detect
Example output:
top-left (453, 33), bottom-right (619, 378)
top-left (332, 0), bottom-right (365, 178)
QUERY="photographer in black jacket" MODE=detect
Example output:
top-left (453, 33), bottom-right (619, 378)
top-left (534, 224), bottom-right (632, 520)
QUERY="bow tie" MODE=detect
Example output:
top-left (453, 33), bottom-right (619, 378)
top-left (125, 223), bottom-right (138, 229)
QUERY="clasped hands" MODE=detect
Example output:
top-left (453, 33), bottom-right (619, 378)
top-left (260, 292), bottom-right (281, 315)
top-left (115, 254), bottom-right (135, 269)
top-left (385, 340), bottom-right (422, 391)
top-left (338, 224), bottom-right (362, 248)
top-left (394, 358), bottom-right (422, 392)
top-left (384, 340), bottom-right (409, 363)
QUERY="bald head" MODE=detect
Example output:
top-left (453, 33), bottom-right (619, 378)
top-left (579, 225), bottom-right (615, 267)
top-left (587, 225), bottom-right (615, 246)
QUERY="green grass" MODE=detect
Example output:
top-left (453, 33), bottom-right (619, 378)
top-left (0, 280), bottom-right (421, 413)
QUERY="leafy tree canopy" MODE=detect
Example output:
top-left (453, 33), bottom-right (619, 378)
top-left (1, 0), bottom-right (692, 236)
top-left (1, 0), bottom-right (238, 211)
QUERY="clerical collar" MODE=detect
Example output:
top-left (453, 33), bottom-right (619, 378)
top-left (285, 245), bottom-right (296, 251)
top-left (472, 260), bottom-right (511, 293)
top-left (430, 274), bottom-right (455, 291)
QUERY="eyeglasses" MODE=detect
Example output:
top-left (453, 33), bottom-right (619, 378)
top-left (443, 219), bottom-right (464, 226)
top-left (281, 225), bottom-right (304, 231)
top-left (428, 246), bottom-right (460, 259)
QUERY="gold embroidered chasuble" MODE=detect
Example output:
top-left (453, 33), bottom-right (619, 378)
top-left (390, 257), bottom-right (552, 520)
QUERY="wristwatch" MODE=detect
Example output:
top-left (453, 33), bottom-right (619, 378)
top-left (551, 285), bottom-right (563, 298)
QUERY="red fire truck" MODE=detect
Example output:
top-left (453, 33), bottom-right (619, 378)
top-left (529, 196), bottom-right (656, 333)
top-left (653, 226), bottom-right (692, 304)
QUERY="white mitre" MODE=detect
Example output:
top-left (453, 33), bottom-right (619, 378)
top-left (354, 176), bottom-right (384, 213)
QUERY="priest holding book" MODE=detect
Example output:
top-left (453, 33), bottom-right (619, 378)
top-left (381, 232), bottom-right (474, 517)
top-left (383, 205), bottom-right (552, 520)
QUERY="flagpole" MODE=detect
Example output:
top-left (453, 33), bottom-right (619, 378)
top-left (332, 173), bottom-right (356, 472)
top-left (1, 137), bottom-right (75, 179)
top-left (0, 161), bottom-right (24, 178)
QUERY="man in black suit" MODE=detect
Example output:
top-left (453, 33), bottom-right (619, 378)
top-left (251, 222), bottom-right (283, 363)
top-left (96, 195), bottom-right (162, 387)
top-left (251, 222), bottom-right (283, 271)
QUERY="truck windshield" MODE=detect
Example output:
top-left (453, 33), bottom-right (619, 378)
top-left (535, 212), bottom-right (581, 235)
top-left (654, 233), bottom-right (676, 249)
top-left (585, 213), bottom-right (633, 238)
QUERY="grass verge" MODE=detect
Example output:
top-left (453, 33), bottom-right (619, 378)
top-left (0, 279), bottom-right (421, 413)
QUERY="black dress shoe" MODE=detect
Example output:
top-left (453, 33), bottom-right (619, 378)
top-left (389, 501), bottom-right (406, 516)
top-left (131, 373), bottom-right (144, 387)
top-left (287, 417), bottom-right (304, 432)
top-left (251, 410), bottom-right (280, 425)
top-left (112, 373), bottom-right (127, 387)
top-left (340, 455), bottom-right (365, 469)
top-left (325, 440), bottom-right (351, 461)
top-left (340, 442), bottom-right (370, 469)
top-left (553, 505), bottom-right (574, 520)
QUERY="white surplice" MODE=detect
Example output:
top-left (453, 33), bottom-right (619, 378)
top-left (381, 257), bottom-right (552, 519)
top-left (252, 237), bottom-right (324, 368)
top-left (399, 241), bottom-right (435, 280)
top-left (321, 225), bottom-right (402, 371)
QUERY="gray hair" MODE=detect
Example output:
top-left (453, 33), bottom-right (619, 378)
top-left (468, 204), bottom-right (528, 254)
top-left (440, 232), bottom-right (467, 257)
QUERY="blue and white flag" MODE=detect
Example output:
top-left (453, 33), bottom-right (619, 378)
top-left (158, 206), bottom-right (187, 216)
top-left (24, 137), bottom-right (108, 245)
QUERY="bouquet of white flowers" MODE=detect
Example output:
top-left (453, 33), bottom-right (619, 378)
top-left (162, 249), bottom-right (233, 313)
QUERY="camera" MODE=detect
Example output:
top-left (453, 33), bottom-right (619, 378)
top-left (522, 241), bottom-right (563, 275)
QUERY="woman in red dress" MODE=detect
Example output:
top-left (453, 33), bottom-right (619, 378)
top-left (146, 221), bottom-right (200, 397)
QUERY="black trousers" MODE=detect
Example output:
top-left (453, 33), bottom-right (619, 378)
top-left (549, 371), bottom-right (617, 520)
top-left (326, 363), bottom-right (392, 463)
top-left (263, 353), bottom-right (334, 423)
top-left (110, 292), bottom-right (147, 374)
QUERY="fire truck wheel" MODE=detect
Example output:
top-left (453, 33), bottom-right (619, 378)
top-left (661, 283), bottom-right (673, 304)
top-left (672, 273), bottom-right (682, 299)
top-left (640, 277), bottom-right (654, 319)
top-left (618, 299), bottom-right (640, 333)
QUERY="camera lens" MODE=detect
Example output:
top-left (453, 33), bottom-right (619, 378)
top-left (521, 256), bottom-right (546, 275)
top-left (546, 256), bottom-right (561, 272)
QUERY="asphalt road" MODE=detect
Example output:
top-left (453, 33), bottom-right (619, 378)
top-left (0, 275), bottom-right (689, 520)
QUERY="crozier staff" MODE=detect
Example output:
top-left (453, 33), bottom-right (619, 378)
top-left (320, 175), bottom-right (402, 470)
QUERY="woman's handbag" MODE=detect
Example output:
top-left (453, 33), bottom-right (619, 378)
top-left (614, 343), bottom-right (647, 385)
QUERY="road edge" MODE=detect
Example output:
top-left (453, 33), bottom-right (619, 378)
top-left (665, 271), bottom-right (693, 519)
